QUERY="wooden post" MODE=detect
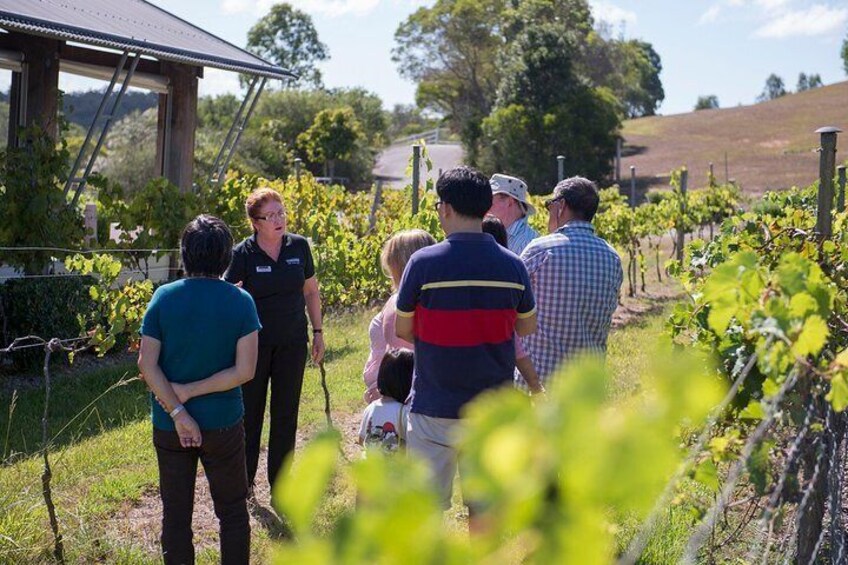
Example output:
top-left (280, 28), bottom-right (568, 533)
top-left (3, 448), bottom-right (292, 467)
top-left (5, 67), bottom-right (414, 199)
top-left (676, 169), bottom-right (688, 263)
top-left (630, 165), bottom-right (636, 207)
top-left (294, 158), bottom-right (302, 187)
top-left (412, 144), bottom-right (420, 216)
top-left (557, 155), bottom-right (565, 182)
top-left (709, 162), bottom-right (714, 179)
top-left (368, 180), bottom-right (383, 230)
top-left (615, 138), bottom-right (622, 182)
top-left (6, 34), bottom-right (61, 143)
top-left (837, 165), bottom-right (846, 214)
top-left (83, 204), bottom-right (97, 248)
top-left (155, 62), bottom-right (199, 193)
top-left (815, 127), bottom-right (840, 238)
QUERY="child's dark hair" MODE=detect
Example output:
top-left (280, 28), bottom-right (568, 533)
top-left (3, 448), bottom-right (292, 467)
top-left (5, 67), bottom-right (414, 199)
top-left (377, 348), bottom-right (414, 403)
top-left (482, 215), bottom-right (508, 248)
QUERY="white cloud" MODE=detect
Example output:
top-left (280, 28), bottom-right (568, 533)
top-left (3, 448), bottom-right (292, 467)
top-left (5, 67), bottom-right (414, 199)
top-left (220, 0), bottom-right (425, 18)
top-left (591, 1), bottom-right (637, 26)
top-left (754, 4), bottom-right (848, 37)
top-left (699, 0), bottom-right (848, 39)
top-left (198, 68), bottom-right (243, 97)
top-left (699, 5), bottom-right (722, 24)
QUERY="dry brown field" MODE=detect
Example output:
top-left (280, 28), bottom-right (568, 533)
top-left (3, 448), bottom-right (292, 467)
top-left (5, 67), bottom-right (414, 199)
top-left (621, 80), bottom-right (848, 196)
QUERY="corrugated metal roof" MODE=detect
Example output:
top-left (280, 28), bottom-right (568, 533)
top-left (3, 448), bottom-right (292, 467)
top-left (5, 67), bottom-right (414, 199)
top-left (0, 0), bottom-right (296, 80)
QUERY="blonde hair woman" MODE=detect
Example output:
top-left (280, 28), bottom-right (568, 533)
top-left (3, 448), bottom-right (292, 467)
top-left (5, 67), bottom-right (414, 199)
top-left (362, 229), bottom-right (436, 402)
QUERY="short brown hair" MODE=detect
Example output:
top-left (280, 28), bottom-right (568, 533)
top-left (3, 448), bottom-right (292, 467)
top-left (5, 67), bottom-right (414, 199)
top-left (381, 229), bottom-right (436, 284)
top-left (245, 188), bottom-right (284, 220)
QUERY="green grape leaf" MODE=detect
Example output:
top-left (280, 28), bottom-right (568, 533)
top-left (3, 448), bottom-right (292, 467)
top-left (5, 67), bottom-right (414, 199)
top-left (791, 315), bottom-right (829, 358)
top-left (273, 430), bottom-right (340, 535)
top-left (740, 400), bottom-right (765, 420)
top-left (789, 292), bottom-right (818, 318)
top-left (827, 372), bottom-right (848, 412)
top-left (694, 458), bottom-right (719, 491)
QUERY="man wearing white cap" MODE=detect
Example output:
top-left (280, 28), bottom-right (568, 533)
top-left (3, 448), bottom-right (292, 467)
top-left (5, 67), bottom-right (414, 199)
top-left (488, 174), bottom-right (539, 255)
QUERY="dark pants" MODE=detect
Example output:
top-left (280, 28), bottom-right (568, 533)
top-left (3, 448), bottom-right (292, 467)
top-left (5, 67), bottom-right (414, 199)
top-left (153, 421), bottom-right (250, 565)
top-left (243, 341), bottom-right (308, 490)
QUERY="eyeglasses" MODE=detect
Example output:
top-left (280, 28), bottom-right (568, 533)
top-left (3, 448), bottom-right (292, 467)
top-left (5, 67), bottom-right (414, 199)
top-left (544, 197), bottom-right (564, 211)
top-left (434, 201), bottom-right (444, 212)
top-left (254, 210), bottom-right (286, 222)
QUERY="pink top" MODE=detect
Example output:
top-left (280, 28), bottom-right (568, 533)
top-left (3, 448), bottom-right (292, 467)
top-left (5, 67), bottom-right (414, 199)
top-left (362, 294), bottom-right (412, 403)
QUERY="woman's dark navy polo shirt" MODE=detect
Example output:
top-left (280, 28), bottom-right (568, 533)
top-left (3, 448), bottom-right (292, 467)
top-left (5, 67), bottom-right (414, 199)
top-left (225, 233), bottom-right (315, 345)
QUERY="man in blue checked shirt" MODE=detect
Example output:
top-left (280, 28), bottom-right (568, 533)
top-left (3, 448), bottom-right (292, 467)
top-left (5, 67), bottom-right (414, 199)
top-left (517, 176), bottom-right (623, 390)
top-left (487, 173), bottom-right (539, 255)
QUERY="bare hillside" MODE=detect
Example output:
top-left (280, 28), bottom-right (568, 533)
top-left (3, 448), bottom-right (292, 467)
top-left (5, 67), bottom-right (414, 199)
top-left (622, 81), bottom-right (848, 194)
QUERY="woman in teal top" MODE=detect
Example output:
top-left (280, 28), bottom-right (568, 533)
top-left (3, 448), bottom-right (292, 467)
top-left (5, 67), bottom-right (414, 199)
top-left (138, 215), bottom-right (261, 565)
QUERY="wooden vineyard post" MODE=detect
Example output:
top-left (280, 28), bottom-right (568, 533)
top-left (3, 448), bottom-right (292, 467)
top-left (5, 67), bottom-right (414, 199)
top-left (630, 165), bottom-right (636, 207)
top-left (815, 127), bottom-right (840, 238)
top-left (411, 144), bottom-right (420, 216)
top-left (676, 169), bottom-right (688, 263)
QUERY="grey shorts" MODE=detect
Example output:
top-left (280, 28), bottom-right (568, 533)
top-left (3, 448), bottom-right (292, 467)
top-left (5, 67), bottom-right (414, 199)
top-left (407, 412), bottom-right (460, 510)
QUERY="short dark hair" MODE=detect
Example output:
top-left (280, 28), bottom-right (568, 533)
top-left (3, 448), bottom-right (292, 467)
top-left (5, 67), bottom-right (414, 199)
top-left (180, 215), bottom-right (234, 278)
top-left (552, 176), bottom-right (600, 221)
top-left (436, 166), bottom-right (492, 219)
top-left (482, 215), bottom-right (508, 248)
top-left (377, 348), bottom-right (414, 404)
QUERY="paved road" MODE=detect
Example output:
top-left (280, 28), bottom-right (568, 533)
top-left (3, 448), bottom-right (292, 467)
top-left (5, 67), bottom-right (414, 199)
top-left (373, 143), bottom-right (465, 188)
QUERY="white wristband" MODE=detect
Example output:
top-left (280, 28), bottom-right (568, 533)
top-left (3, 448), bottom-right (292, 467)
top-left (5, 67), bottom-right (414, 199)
top-left (169, 404), bottom-right (185, 419)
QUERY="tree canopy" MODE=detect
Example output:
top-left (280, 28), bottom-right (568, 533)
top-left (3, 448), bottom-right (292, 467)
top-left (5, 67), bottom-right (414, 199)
top-left (393, 0), bottom-right (660, 185)
top-left (246, 3), bottom-right (329, 88)
top-left (842, 33), bottom-right (848, 76)
top-left (694, 95), bottom-right (719, 111)
top-left (796, 72), bottom-right (823, 92)
top-left (297, 107), bottom-right (364, 178)
top-left (757, 74), bottom-right (786, 102)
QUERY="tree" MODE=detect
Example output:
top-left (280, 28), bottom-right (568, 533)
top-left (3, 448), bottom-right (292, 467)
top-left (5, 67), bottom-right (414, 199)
top-left (482, 23), bottom-right (620, 192)
top-left (842, 34), bottom-right (848, 75)
top-left (297, 107), bottom-right (363, 178)
top-left (246, 3), bottom-right (329, 88)
top-left (577, 31), bottom-right (664, 118)
top-left (392, 0), bottom-right (507, 165)
top-left (694, 95), bottom-right (719, 111)
top-left (797, 72), bottom-right (823, 91)
top-left (757, 74), bottom-right (786, 102)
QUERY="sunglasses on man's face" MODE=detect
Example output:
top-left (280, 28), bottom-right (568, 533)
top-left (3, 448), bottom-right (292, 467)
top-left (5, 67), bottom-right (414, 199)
top-left (544, 197), bottom-right (564, 211)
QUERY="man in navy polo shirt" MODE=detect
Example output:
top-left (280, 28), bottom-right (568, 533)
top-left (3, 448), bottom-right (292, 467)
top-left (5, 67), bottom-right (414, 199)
top-left (396, 166), bottom-right (537, 511)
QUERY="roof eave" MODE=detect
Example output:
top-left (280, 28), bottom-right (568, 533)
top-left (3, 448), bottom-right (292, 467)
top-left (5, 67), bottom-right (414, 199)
top-left (0, 14), bottom-right (298, 81)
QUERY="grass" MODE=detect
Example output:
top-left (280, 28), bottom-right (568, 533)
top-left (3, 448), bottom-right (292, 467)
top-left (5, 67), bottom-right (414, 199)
top-left (0, 305), bottom-right (695, 564)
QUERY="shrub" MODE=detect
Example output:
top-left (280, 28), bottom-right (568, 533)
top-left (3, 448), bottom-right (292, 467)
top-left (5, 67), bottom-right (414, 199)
top-left (0, 276), bottom-right (94, 371)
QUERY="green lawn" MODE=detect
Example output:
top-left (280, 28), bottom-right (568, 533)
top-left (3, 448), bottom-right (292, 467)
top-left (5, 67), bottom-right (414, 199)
top-left (0, 306), bottom-right (693, 564)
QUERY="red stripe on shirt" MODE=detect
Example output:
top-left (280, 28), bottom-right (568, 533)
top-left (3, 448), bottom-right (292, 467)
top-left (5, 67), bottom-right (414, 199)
top-left (414, 305), bottom-right (517, 347)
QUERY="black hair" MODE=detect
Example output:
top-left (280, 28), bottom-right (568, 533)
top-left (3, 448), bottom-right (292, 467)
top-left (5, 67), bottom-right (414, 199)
top-left (436, 166), bottom-right (492, 219)
top-left (482, 215), bottom-right (508, 248)
top-left (377, 348), bottom-right (414, 404)
top-left (180, 215), bottom-right (234, 278)
top-left (552, 176), bottom-right (600, 221)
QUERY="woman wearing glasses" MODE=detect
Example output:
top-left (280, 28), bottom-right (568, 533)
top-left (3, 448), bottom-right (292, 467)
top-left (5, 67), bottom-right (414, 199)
top-left (224, 188), bottom-right (325, 497)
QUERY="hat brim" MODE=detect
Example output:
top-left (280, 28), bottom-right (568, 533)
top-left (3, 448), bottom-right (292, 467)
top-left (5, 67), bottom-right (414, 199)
top-left (492, 187), bottom-right (536, 215)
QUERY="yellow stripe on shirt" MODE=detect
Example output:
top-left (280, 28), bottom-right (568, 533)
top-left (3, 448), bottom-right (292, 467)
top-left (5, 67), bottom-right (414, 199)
top-left (420, 280), bottom-right (526, 291)
top-left (517, 307), bottom-right (537, 319)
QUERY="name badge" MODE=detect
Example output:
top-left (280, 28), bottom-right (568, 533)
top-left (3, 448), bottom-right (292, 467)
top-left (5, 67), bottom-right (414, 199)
top-left (256, 265), bottom-right (272, 273)
top-left (286, 258), bottom-right (301, 265)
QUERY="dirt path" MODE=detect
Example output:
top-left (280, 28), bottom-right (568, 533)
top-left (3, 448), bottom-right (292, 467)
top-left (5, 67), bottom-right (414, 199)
top-left (108, 275), bottom-right (683, 558)
top-left (110, 411), bottom-right (362, 557)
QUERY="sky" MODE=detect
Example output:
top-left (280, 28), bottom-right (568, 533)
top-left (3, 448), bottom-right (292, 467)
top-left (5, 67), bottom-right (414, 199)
top-left (4, 0), bottom-right (848, 116)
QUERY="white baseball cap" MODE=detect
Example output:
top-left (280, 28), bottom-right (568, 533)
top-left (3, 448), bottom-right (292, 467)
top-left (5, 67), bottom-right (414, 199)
top-left (490, 174), bottom-right (536, 216)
